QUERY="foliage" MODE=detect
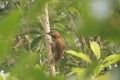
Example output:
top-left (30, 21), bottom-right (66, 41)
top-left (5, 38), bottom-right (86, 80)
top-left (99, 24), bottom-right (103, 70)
top-left (0, 0), bottom-right (120, 80)
top-left (67, 50), bottom-right (92, 64)
top-left (67, 41), bottom-right (120, 80)
top-left (90, 41), bottom-right (101, 60)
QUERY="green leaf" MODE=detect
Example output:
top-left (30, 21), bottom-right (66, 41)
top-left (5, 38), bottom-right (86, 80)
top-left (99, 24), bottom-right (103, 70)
top-left (31, 36), bottom-right (41, 51)
top-left (31, 36), bottom-right (41, 48)
top-left (102, 54), bottom-right (120, 68)
top-left (90, 41), bottom-right (101, 59)
top-left (26, 0), bottom-right (47, 18)
top-left (67, 68), bottom-right (86, 77)
top-left (72, 68), bottom-right (86, 76)
top-left (94, 65), bottom-right (104, 76)
top-left (103, 60), bottom-right (119, 68)
top-left (66, 68), bottom-right (86, 80)
top-left (102, 54), bottom-right (120, 63)
top-left (0, 10), bottom-right (20, 55)
top-left (10, 54), bottom-right (44, 80)
top-left (67, 50), bottom-right (92, 63)
top-left (0, 10), bottom-right (20, 37)
top-left (0, 75), bottom-right (3, 80)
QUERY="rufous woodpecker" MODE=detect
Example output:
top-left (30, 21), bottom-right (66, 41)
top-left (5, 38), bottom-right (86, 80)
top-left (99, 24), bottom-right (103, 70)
top-left (47, 30), bottom-right (66, 63)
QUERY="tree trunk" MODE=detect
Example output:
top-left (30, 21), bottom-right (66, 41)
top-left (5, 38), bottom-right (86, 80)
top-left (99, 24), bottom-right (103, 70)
top-left (42, 3), bottom-right (56, 76)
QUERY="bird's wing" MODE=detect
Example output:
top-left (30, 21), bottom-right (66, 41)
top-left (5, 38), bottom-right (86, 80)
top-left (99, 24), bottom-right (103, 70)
top-left (54, 38), bottom-right (65, 61)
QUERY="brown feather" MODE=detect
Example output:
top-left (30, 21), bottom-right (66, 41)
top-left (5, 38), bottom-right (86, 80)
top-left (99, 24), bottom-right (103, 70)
top-left (47, 30), bottom-right (66, 62)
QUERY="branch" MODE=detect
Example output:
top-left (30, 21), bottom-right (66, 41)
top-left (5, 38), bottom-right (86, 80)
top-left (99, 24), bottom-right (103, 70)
top-left (42, 3), bottom-right (56, 76)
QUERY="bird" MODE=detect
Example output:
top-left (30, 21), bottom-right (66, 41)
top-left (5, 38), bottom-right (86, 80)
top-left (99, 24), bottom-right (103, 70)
top-left (47, 30), bottom-right (66, 63)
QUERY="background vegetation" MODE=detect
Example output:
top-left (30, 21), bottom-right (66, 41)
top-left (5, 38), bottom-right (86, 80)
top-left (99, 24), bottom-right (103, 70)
top-left (0, 0), bottom-right (120, 80)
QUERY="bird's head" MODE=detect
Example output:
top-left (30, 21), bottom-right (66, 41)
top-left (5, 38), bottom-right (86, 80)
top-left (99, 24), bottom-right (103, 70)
top-left (47, 30), bottom-right (60, 38)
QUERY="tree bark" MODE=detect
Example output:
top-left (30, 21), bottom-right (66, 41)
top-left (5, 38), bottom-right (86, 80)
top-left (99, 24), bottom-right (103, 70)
top-left (42, 3), bottom-right (56, 76)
